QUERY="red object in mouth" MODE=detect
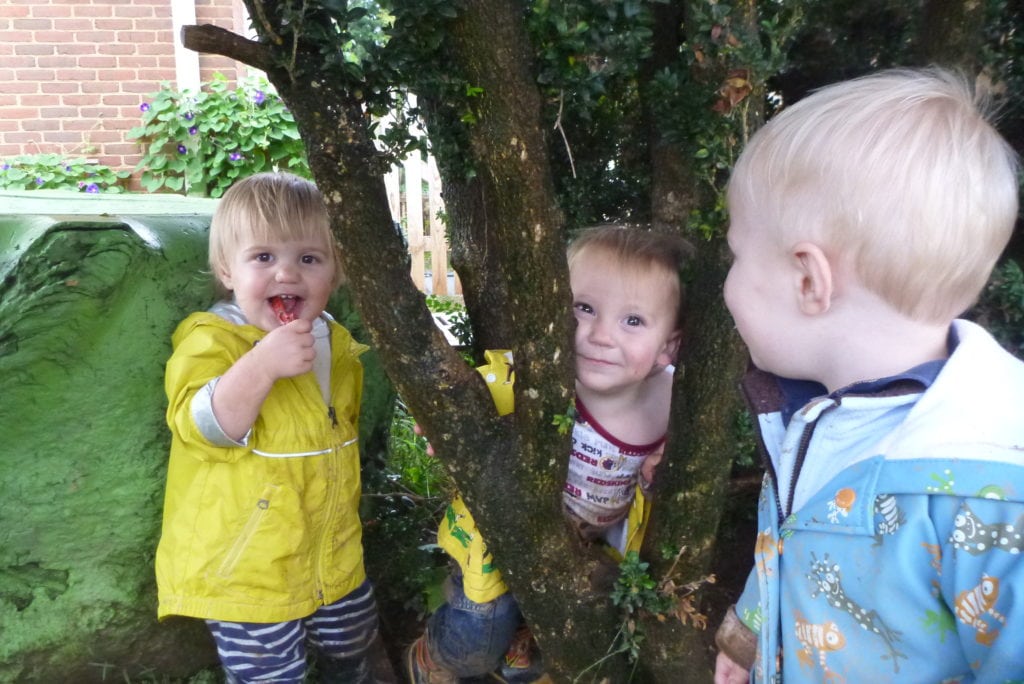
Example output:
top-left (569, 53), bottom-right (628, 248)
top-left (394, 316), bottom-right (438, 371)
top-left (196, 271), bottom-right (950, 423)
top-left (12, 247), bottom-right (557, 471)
top-left (270, 296), bottom-right (297, 324)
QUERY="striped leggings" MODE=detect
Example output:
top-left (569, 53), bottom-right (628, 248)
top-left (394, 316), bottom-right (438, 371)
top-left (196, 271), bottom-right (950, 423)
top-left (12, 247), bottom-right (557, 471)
top-left (206, 580), bottom-right (379, 683)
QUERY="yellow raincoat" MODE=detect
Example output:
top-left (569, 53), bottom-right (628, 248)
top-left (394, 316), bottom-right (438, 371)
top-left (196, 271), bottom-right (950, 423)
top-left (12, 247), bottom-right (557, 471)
top-left (156, 311), bottom-right (368, 623)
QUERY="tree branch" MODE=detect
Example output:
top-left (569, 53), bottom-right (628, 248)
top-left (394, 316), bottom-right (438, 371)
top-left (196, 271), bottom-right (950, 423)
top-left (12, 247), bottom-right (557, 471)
top-left (180, 24), bottom-right (276, 74)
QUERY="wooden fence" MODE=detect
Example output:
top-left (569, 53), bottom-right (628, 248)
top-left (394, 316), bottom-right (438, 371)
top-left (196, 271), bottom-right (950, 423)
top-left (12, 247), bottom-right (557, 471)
top-left (384, 154), bottom-right (461, 297)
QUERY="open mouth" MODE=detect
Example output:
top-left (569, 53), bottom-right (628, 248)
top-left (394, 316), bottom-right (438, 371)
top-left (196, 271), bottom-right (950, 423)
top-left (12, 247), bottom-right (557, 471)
top-left (269, 295), bottom-right (301, 324)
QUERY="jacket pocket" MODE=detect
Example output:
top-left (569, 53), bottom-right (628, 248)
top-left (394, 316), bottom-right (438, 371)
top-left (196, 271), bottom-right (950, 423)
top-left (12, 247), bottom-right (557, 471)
top-left (217, 484), bottom-right (279, 579)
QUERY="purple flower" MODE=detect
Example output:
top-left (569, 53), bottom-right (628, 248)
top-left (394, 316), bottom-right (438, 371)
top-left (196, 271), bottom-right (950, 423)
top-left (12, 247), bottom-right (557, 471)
top-left (188, 126), bottom-right (198, 136)
top-left (177, 144), bottom-right (187, 155)
top-left (140, 102), bottom-right (150, 112)
top-left (1, 163), bottom-right (9, 171)
top-left (35, 177), bottom-right (44, 185)
top-left (184, 111), bottom-right (195, 121)
top-left (230, 151), bottom-right (243, 162)
top-left (64, 164), bottom-right (72, 172)
top-left (85, 183), bottom-right (99, 193)
top-left (252, 90), bottom-right (265, 105)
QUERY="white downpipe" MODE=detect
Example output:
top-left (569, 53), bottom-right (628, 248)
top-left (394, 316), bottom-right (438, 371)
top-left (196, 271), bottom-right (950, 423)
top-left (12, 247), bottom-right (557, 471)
top-left (171, 0), bottom-right (201, 92)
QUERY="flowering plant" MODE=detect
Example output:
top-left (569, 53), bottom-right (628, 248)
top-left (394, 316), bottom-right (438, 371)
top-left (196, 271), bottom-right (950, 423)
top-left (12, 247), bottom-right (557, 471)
top-left (129, 74), bottom-right (310, 197)
top-left (0, 154), bottom-right (128, 192)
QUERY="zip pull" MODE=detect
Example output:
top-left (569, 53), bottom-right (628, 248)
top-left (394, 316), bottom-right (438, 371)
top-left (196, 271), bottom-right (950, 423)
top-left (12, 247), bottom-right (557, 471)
top-left (327, 405), bottom-right (338, 428)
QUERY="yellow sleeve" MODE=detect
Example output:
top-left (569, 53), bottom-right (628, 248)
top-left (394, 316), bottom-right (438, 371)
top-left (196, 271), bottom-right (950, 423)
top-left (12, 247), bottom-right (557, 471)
top-left (435, 350), bottom-right (516, 603)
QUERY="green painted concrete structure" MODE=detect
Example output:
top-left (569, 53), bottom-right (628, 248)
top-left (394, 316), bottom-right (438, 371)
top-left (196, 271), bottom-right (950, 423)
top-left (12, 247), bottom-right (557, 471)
top-left (0, 190), bottom-right (394, 682)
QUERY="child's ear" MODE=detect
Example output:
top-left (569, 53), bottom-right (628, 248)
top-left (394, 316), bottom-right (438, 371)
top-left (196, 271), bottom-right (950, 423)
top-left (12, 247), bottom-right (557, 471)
top-left (217, 267), bottom-right (234, 292)
top-left (657, 329), bottom-right (683, 367)
top-left (791, 242), bottom-right (833, 315)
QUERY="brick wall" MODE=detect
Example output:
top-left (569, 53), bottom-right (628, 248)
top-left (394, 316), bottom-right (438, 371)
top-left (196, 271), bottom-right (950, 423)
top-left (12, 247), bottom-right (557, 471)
top-left (0, 0), bottom-right (250, 188)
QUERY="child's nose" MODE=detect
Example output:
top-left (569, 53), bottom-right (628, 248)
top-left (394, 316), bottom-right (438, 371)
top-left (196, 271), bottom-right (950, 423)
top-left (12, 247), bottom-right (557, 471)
top-left (274, 263), bottom-right (299, 282)
top-left (587, 317), bottom-right (614, 345)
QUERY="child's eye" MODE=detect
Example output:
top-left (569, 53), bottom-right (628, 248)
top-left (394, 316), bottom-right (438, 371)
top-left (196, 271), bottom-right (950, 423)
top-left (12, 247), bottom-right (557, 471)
top-left (301, 254), bottom-right (319, 265)
top-left (625, 315), bottom-right (644, 327)
top-left (574, 302), bottom-right (594, 315)
top-left (255, 252), bottom-right (273, 263)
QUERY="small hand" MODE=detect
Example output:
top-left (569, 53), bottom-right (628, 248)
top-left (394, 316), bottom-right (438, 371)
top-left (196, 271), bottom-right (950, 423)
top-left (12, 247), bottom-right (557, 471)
top-left (640, 446), bottom-right (664, 489)
top-left (253, 318), bottom-right (316, 380)
top-left (714, 651), bottom-right (750, 684)
top-left (412, 422), bottom-right (435, 456)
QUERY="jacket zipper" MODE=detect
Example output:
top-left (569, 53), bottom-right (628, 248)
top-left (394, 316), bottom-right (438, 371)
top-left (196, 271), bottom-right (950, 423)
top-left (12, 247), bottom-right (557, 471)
top-left (783, 421), bottom-right (819, 522)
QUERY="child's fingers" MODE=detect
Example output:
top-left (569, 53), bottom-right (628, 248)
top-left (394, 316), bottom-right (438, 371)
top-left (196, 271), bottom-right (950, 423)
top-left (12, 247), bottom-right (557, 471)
top-left (411, 422), bottom-right (436, 456)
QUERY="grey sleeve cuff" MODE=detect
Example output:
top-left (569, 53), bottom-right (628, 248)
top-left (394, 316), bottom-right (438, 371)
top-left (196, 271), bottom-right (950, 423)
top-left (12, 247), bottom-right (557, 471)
top-left (190, 377), bottom-right (250, 447)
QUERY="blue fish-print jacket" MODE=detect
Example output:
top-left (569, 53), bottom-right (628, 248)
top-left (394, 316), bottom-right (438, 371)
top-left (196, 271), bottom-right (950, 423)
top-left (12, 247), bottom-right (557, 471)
top-left (728, 320), bottom-right (1024, 683)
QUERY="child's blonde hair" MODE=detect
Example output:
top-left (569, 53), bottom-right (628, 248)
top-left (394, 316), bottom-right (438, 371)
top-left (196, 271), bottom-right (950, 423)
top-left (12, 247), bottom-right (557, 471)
top-left (568, 224), bottom-right (691, 328)
top-left (209, 172), bottom-right (344, 295)
top-left (729, 67), bottom-right (1019, 323)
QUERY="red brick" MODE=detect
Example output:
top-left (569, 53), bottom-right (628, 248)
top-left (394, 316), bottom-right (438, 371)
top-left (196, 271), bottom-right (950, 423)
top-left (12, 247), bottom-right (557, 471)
top-left (14, 44), bottom-right (54, 57)
top-left (77, 55), bottom-right (118, 69)
top-left (2, 56), bottom-right (36, 68)
top-left (137, 68), bottom-right (179, 82)
top-left (56, 43), bottom-right (98, 56)
top-left (18, 94), bottom-right (55, 107)
top-left (38, 55), bottom-right (79, 69)
top-left (40, 81), bottom-right (80, 94)
top-left (102, 93), bottom-right (142, 106)
top-left (74, 31), bottom-right (117, 44)
top-left (118, 105), bottom-right (149, 119)
top-left (85, 130), bottom-right (127, 143)
top-left (102, 143), bottom-right (141, 156)
top-left (31, 5), bottom-right (76, 19)
top-left (5, 132), bottom-right (47, 145)
top-left (72, 5), bottom-right (114, 19)
top-left (22, 119), bottom-right (61, 132)
top-left (41, 105), bottom-right (84, 118)
top-left (41, 131), bottom-right (83, 144)
top-left (121, 80), bottom-right (166, 94)
top-left (12, 18), bottom-right (53, 30)
top-left (77, 106), bottom-right (119, 118)
top-left (134, 43), bottom-right (173, 56)
top-left (111, 6), bottom-right (155, 19)
top-left (17, 69), bottom-right (56, 82)
top-left (0, 5), bottom-right (30, 19)
top-left (100, 69), bottom-right (138, 82)
top-left (97, 43), bottom-right (135, 56)
top-left (60, 93), bottom-right (106, 107)
top-left (53, 18), bottom-right (93, 32)
top-left (116, 31), bottom-right (159, 44)
top-left (133, 18), bottom-right (171, 32)
top-left (81, 81), bottom-right (118, 94)
top-left (3, 82), bottom-right (40, 95)
top-left (115, 55), bottom-right (157, 69)
top-left (94, 18), bottom-right (133, 31)
top-left (1, 107), bottom-right (40, 121)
